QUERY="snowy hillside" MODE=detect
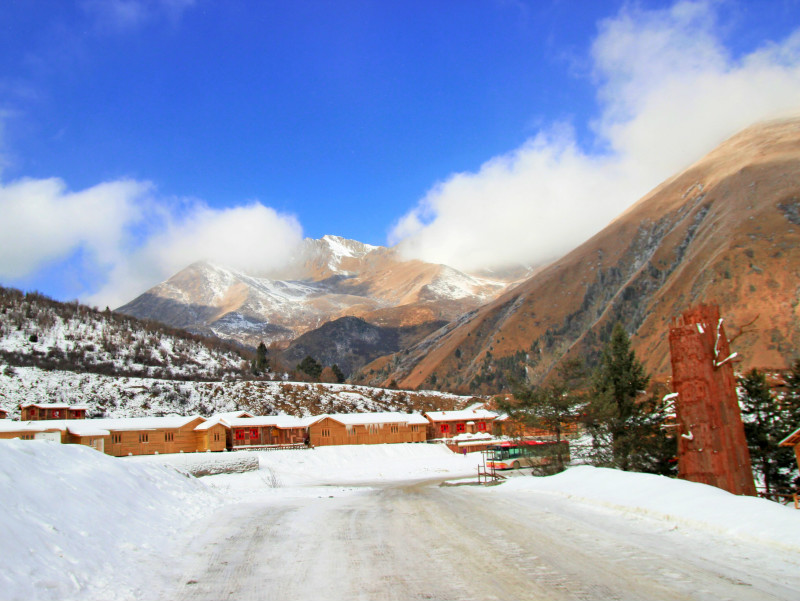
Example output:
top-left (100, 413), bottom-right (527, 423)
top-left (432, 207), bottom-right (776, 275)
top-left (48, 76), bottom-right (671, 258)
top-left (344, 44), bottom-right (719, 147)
top-left (0, 287), bottom-right (248, 381)
top-left (0, 365), bottom-right (477, 419)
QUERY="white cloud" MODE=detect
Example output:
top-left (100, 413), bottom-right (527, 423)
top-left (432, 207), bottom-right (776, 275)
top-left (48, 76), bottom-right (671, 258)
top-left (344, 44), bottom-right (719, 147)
top-left (0, 177), bottom-right (148, 279)
top-left (0, 175), bottom-right (303, 308)
top-left (89, 201), bottom-right (303, 308)
top-left (391, 0), bottom-right (800, 272)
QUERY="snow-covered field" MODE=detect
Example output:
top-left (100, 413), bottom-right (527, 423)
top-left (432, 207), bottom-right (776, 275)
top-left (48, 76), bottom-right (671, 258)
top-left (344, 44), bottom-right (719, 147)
top-left (2, 440), bottom-right (800, 600)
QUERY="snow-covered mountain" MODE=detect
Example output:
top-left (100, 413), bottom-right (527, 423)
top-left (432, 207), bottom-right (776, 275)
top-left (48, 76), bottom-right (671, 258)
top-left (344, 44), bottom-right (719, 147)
top-left (117, 235), bottom-right (523, 348)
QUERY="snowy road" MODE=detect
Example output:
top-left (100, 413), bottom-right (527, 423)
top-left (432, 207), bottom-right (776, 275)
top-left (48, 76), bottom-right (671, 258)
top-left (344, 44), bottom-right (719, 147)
top-left (158, 478), bottom-right (800, 601)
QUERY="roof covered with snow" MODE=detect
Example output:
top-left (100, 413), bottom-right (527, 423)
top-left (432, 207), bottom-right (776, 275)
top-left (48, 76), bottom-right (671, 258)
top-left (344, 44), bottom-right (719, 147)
top-left (424, 409), bottom-right (498, 422)
top-left (224, 415), bottom-right (310, 429)
top-left (10, 415), bottom-right (206, 432)
top-left (0, 420), bottom-right (65, 433)
top-left (20, 403), bottom-right (89, 410)
top-left (322, 412), bottom-right (429, 426)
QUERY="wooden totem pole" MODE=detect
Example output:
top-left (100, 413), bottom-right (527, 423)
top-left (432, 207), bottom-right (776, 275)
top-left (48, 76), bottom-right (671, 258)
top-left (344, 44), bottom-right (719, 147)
top-left (668, 304), bottom-right (756, 496)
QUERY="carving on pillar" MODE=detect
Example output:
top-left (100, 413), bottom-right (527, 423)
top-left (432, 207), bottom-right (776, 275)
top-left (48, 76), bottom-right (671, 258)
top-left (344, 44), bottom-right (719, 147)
top-left (668, 304), bottom-right (756, 496)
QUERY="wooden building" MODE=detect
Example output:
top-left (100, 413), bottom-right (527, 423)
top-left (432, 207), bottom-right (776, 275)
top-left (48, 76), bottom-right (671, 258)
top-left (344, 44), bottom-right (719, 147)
top-left (0, 420), bottom-right (64, 442)
top-left (94, 416), bottom-right (225, 456)
top-left (20, 403), bottom-right (88, 421)
top-left (0, 407), bottom-right (8, 420)
top-left (308, 412), bottom-right (428, 447)
top-left (780, 426), bottom-right (800, 472)
top-left (424, 409), bottom-right (497, 440)
top-left (221, 415), bottom-right (310, 449)
top-left (1, 415), bottom-right (226, 456)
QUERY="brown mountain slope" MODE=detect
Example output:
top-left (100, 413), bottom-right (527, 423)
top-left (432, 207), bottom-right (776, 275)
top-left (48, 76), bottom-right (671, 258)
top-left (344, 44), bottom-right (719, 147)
top-left (355, 118), bottom-right (800, 393)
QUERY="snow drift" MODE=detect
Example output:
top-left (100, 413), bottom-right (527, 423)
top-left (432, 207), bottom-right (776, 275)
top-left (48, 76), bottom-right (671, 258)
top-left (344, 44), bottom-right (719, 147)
top-left (0, 440), bottom-right (221, 601)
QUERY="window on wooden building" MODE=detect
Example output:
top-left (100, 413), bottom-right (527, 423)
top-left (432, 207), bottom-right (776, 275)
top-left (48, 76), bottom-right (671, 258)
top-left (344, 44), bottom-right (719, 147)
top-left (112, 434), bottom-right (122, 444)
top-left (347, 427), bottom-right (356, 436)
top-left (21, 434), bottom-right (34, 440)
top-left (477, 422), bottom-right (486, 431)
top-left (52, 410), bottom-right (60, 418)
top-left (250, 428), bottom-right (259, 439)
top-left (411, 425), bottom-right (419, 433)
top-left (213, 432), bottom-right (220, 441)
top-left (165, 432), bottom-right (174, 442)
top-left (440, 424), bottom-right (450, 433)
top-left (456, 423), bottom-right (466, 433)
top-left (390, 425), bottom-right (399, 434)
top-left (139, 433), bottom-right (149, 443)
top-left (236, 430), bottom-right (245, 440)
top-left (321, 428), bottom-right (331, 437)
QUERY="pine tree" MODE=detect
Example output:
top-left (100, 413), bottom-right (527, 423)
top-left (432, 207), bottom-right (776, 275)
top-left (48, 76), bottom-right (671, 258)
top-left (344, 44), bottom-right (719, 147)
top-left (331, 364), bottom-right (346, 384)
top-left (499, 358), bottom-right (586, 472)
top-left (252, 341), bottom-right (269, 375)
top-left (586, 323), bottom-right (658, 471)
top-left (740, 368), bottom-right (799, 494)
top-left (297, 355), bottom-right (323, 380)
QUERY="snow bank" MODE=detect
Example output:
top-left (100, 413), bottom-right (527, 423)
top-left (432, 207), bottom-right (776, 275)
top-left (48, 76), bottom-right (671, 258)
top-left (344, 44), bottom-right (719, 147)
top-left (174, 443), bottom-right (484, 500)
top-left (0, 440), bottom-right (222, 601)
top-left (126, 451), bottom-right (260, 477)
top-left (495, 465), bottom-right (800, 551)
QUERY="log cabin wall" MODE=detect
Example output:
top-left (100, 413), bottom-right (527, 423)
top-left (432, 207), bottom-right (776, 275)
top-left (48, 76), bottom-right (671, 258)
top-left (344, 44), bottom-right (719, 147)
top-left (309, 417), bottom-right (426, 447)
top-left (196, 423), bottom-right (227, 452)
top-left (107, 417), bottom-right (207, 457)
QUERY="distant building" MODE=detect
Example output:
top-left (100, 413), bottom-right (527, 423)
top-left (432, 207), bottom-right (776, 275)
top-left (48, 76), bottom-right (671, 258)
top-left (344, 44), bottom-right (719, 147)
top-left (308, 412), bottom-right (428, 447)
top-left (780, 426), bottom-right (800, 475)
top-left (219, 415), bottom-right (311, 449)
top-left (424, 409), bottom-right (497, 440)
top-left (0, 407), bottom-right (7, 420)
top-left (20, 403), bottom-right (87, 421)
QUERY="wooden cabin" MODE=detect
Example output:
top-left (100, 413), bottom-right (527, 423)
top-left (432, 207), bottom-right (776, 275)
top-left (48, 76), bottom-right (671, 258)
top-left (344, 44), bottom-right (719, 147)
top-left (20, 403), bottom-right (87, 421)
top-left (64, 423), bottom-right (111, 453)
top-left (92, 415), bottom-right (222, 456)
top-left (780, 426), bottom-right (800, 472)
top-left (222, 415), bottom-right (310, 449)
top-left (308, 412), bottom-right (428, 447)
top-left (0, 407), bottom-right (8, 420)
top-left (0, 420), bottom-right (64, 442)
top-left (424, 409), bottom-right (497, 440)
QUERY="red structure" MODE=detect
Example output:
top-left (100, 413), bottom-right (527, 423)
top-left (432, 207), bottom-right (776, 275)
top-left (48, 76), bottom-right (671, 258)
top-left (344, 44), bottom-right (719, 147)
top-left (668, 304), bottom-right (756, 496)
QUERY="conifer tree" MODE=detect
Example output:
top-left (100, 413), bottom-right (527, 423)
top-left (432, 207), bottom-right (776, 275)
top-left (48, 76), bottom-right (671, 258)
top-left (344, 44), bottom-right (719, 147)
top-left (740, 367), bottom-right (800, 493)
top-left (585, 323), bottom-right (667, 472)
top-left (297, 355), bottom-right (323, 380)
top-left (252, 341), bottom-right (269, 375)
top-left (331, 364), bottom-right (346, 384)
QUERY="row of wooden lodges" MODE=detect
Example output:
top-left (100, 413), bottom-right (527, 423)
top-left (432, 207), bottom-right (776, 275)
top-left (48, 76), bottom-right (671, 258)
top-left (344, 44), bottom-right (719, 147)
top-left (0, 404), bottom-right (503, 457)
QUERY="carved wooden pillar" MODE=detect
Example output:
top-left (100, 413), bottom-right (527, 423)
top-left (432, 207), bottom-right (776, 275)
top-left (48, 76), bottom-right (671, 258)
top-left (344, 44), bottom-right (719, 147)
top-left (668, 304), bottom-right (756, 496)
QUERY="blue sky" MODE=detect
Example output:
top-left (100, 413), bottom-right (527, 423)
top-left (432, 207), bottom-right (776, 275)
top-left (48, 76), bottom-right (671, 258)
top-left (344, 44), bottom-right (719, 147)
top-left (2, 0), bottom-right (800, 307)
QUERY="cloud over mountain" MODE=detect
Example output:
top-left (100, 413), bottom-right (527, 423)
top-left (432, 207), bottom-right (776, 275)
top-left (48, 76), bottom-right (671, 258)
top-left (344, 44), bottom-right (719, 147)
top-left (391, 0), bottom-right (800, 271)
top-left (0, 175), bottom-right (303, 308)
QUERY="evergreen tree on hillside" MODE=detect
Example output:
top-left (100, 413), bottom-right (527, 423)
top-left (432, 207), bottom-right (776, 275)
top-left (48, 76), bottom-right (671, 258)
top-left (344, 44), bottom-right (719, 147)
top-left (252, 341), bottom-right (269, 375)
top-left (331, 364), bottom-right (346, 384)
top-left (585, 323), bottom-right (673, 473)
top-left (740, 367), bottom-right (800, 494)
top-left (297, 355), bottom-right (323, 381)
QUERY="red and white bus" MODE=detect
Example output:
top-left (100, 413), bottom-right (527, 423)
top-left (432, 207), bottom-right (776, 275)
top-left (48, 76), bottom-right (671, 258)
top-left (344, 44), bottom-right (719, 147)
top-left (485, 440), bottom-right (570, 470)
